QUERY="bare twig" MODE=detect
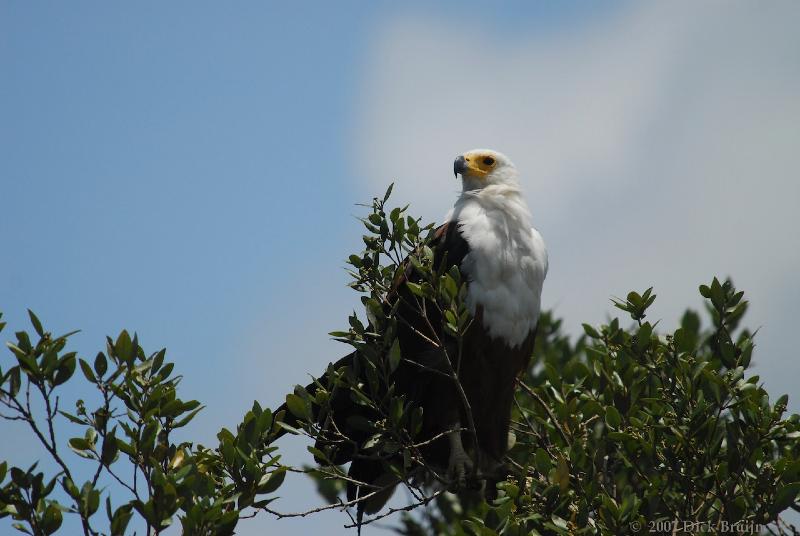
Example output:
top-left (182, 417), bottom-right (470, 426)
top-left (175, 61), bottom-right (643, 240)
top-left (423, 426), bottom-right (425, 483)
top-left (517, 380), bottom-right (571, 448)
top-left (343, 489), bottom-right (446, 529)
top-left (261, 480), bottom-right (398, 519)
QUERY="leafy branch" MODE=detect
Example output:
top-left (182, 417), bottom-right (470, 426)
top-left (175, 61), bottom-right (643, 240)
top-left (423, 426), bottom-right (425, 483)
top-left (0, 312), bottom-right (287, 536)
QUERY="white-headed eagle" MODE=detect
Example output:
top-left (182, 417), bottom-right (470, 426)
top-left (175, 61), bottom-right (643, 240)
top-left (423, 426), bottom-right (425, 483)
top-left (276, 149), bottom-right (548, 521)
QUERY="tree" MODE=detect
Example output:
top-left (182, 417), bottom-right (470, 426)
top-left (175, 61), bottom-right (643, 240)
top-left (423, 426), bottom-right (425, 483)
top-left (2, 187), bottom-right (799, 535)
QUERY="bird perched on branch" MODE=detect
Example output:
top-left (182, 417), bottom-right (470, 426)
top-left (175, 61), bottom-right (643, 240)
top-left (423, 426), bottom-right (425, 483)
top-left (275, 149), bottom-right (548, 524)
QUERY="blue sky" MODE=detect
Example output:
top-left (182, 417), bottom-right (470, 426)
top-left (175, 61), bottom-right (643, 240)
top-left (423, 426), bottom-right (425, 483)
top-left (2, 1), bottom-right (798, 534)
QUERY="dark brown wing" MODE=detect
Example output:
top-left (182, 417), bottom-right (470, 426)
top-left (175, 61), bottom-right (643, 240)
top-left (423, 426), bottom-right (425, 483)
top-left (273, 221), bottom-right (470, 438)
top-left (272, 222), bottom-right (477, 520)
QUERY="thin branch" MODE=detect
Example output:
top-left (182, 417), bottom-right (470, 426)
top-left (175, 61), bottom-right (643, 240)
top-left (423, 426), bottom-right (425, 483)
top-left (402, 358), bottom-right (451, 379)
top-left (261, 480), bottom-right (398, 519)
top-left (409, 427), bottom-right (465, 449)
top-left (517, 380), bottom-right (571, 448)
top-left (9, 378), bottom-right (95, 535)
top-left (414, 299), bottom-right (482, 474)
top-left (343, 488), bottom-right (446, 529)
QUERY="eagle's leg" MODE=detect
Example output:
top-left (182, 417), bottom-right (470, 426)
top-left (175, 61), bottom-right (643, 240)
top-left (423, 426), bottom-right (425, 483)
top-left (447, 421), bottom-right (474, 488)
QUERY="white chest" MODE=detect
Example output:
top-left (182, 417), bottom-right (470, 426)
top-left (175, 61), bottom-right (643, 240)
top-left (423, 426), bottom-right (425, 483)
top-left (450, 192), bottom-right (547, 348)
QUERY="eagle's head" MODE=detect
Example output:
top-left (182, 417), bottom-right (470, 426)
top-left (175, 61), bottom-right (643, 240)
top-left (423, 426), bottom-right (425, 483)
top-left (453, 149), bottom-right (518, 191)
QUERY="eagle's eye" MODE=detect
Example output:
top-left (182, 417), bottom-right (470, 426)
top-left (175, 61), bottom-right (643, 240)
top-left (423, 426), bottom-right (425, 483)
top-left (483, 156), bottom-right (495, 166)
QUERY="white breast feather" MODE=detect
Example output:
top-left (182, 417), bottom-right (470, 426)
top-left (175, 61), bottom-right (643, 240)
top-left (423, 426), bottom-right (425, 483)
top-left (446, 185), bottom-right (548, 348)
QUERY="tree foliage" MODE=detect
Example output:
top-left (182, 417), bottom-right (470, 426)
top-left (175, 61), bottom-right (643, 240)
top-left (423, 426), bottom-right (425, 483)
top-left (0, 313), bottom-right (285, 535)
top-left (399, 288), bottom-right (800, 535)
top-left (1, 187), bottom-right (799, 535)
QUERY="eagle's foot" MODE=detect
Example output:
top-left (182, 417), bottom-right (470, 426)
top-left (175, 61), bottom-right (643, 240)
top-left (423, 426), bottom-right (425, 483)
top-left (447, 449), bottom-right (474, 488)
top-left (447, 424), bottom-right (475, 488)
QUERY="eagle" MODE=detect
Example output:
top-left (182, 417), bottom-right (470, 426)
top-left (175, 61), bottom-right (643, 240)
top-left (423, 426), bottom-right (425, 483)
top-left (276, 149), bottom-right (548, 520)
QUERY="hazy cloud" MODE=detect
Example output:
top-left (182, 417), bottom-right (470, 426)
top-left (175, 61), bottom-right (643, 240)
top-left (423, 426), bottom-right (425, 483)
top-left (352, 1), bottom-right (800, 408)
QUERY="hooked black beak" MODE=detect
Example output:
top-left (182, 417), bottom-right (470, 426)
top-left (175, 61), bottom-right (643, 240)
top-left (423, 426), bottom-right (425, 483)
top-left (453, 155), bottom-right (467, 178)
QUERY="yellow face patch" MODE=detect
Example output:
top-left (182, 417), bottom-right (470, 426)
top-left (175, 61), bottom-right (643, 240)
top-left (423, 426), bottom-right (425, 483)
top-left (461, 151), bottom-right (498, 179)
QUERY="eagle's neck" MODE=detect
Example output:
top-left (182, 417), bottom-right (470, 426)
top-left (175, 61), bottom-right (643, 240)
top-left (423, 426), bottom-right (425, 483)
top-left (449, 186), bottom-right (547, 348)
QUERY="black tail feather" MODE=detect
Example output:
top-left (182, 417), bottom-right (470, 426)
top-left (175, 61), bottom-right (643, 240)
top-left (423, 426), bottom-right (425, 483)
top-left (272, 352), bottom-right (357, 439)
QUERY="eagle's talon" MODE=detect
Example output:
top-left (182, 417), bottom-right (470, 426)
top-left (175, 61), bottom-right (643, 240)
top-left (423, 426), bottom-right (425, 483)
top-left (447, 451), bottom-right (474, 489)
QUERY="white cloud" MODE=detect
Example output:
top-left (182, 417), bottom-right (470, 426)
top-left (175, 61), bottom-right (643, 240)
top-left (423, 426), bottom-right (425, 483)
top-left (352, 2), bottom-right (800, 408)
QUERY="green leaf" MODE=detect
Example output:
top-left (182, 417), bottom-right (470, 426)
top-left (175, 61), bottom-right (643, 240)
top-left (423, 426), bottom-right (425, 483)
top-left (739, 338), bottom-right (754, 368)
top-left (40, 504), bottom-right (63, 535)
top-left (10, 467), bottom-right (28, 487)
top-left (347, 254), bottom-right (362, 267)
top-left (257, 468), bottom-right (287, 494)
top-left (115, 330), bottom-right (134, 363)
top-left (10, 346), bottom-right (38, 377)
top-left (719, 335), bottom-right (737, 368)
top-left (173, 407), bottom-right (204, 429)
top-left (387, 338), bottom-right (401, 372)
top-left (157, 361), bottom-right (174, 380)
top-left (383, 182), bottom-right (394, 202)
top-left (635, 323), bottom-right (652, 353)
top-left (462, 518), bottom-right (497, 536)
top-left (11, 523), bottom-right (32, 534)
top-left (771, 482), bottom-right (800, 515)
top-left (101, 429), bottom-right (119, 465)
top-left (328, 331), bottom-right (351, 338)
top-left (82, 484), bottom-right (100, 517)
top-left (605, 407), bottom-right (622, 429)
top-left (151, 349), bottom-right (166, 373)
top-left (555, 456), bottom-right (570, 491)
top-left (8, 366), bottom-right (21, 397)
top-left (93, 352), bottom-right (107, 377)
top-left (58, 411), bottom-right (85, 425)
top-left (14, 331), bottom-right (33, 352)
top-left (709, 277), bottom-right (725, 310)
top-left (79, 359), bottom-right (96, 383)
top-left (53, 354), bottom-right (76, 386)
top-left (285, 394), bottom-right (311, 421)
top-left (275, 421), bottom-right (301, 436)
top-left (115, 438), bottom-right (135, 457)
top-left (782, 460), bottom-right (800, 482)
top-left (27, 310), bottom-right (45, 338)
top-left (534, 448), bottom-right (552, 475)
top-left (110, 505), bottom-right (133, 536)
top-left (673, 328), bottom-right (695, 353)
top-left (582, 323), bottom-right (600, 339)
top-left (699, 284), bottom-right (711, 299)
top-left (69, 438), bottom-right (90, 451)
top-left (406, 282), bottom-right (425, 297)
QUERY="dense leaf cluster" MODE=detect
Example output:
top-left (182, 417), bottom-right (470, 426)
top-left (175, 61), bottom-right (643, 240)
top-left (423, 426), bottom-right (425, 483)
top-left (0, 313), bottom-right (286, 535)
top-left (285, 187), bottom-right (800, 534)
top-left (399, 281), bottom-right (800, 535)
